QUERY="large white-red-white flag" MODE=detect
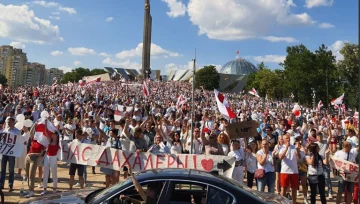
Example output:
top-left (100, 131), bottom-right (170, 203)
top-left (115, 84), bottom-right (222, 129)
top-left (87, 77), bottom-right (101, 85)
top-left (114, 106), bottom-right (122, 122)
top-left (142, 81), bottom-right (149, 97)
top-left (214, 89), bottom-right (236, 119)
top-left (34, 119), bottom-right (58, 147)
top-left (331, 93), bottom-right (344, 105)
top-left (176, 95), bottom-right (187, 109)
top-left (248, 88), bottom-right (260, 97)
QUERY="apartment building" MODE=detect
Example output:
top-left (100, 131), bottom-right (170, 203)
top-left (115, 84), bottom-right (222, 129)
top-left (0, 45), bottom-right (27, 87)
top-left (23, 62), bottom-right (46, 86)
top-left (48, 68), bottom-right (64, 84)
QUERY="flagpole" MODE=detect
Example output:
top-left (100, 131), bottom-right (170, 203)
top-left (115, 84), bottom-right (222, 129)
top-left (190, 48), bottom-right (196, 154)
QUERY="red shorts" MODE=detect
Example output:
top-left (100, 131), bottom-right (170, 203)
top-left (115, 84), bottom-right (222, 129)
top-left (330, 137), bottom-right (337, 145)
top-left (280, 173), bottom-right (299, 188)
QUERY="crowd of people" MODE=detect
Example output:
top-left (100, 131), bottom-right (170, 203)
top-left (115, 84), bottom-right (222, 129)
top-left (0, 79), bottom-right (358, 204)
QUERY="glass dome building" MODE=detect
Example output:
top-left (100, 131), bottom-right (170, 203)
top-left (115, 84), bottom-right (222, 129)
top-left (218, 58), bottom-right (258, 75)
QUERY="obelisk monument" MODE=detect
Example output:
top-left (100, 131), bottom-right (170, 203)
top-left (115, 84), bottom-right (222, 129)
top-left (142, 0), bottom-right (152, 79)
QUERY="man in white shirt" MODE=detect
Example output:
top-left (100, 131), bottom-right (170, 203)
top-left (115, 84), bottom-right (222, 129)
top-left (334, 141), bottom-right (356, 204)
top-left (279, 135), bottom-right (301, 204)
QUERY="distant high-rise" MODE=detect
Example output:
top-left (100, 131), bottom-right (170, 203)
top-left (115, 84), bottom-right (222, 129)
top-left (0, 45), bottom-right (27, 87)
top-left (23, 62), bottom-right (46, 86)
top-left (142, 0), bottom-right (152, 79)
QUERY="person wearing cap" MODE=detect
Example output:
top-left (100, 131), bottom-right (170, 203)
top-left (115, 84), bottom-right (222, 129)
top-left (0, 117), bottom-right (21, 192)
top-left (294, 134), bottom-right (308, 203)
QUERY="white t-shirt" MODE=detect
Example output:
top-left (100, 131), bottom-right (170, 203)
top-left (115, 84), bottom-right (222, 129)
top-left (334, 150), bottom-right (356, 163)
top-left (279, 145), bottom-right (299, 174)
top-left (256, 149), bottom-right (275, 173)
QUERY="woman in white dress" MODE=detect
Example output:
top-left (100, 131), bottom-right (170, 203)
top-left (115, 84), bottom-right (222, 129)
top-left (15, 126), bottom-right (30, 176)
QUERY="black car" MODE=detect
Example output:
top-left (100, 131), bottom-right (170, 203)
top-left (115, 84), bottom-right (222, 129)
top-left (25, 169), bottom-right (290, 204)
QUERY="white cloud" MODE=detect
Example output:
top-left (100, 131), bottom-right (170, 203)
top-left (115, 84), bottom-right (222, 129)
top-left (10, 41), bottom-right (25, 49)
top-left (262, 36), bottom-right (298, 43)
top-left (162, 0), bottom-right (187, 18)
top-left (32, 1), bottom-right (59, 7)
top-left (31, 1), bottom-right (76, 14)
top-left (58, 65), bottom-right (73, 73)
top-left (187, 0), bottom-right (316, 41)
top-left (319, 22), bottom-right (335, 29)
top-left (58, 6), bottom-right (76, 14)
top-left (116, 43), bottom-right (180, 59)
top-left (165, 61), bottom-right (193, 71)
top-left (329, 40), bottom-right (347, 61)
top-left (102, 58), bottom-right (141, 70)
top-left (0, 4), bottom-right (63, 44)
top-left (99, 52), bottom-right (110, 57)
top-left (52, 12), bottom-right (60, 15)
top-left (50, 50), bottom-right (63, 56)
top-left (68, 47), bottom-right (96, 56)
top-left (253, 55), bottom-right (286, 63)
top-left (105, 17), bottom-right (114, 22)
top-left (49, 16), bottom-right (60, 20)
top-left (73, 61), bottom-right (82, 66)
top-left (305, 0), bottom-right (333, 8)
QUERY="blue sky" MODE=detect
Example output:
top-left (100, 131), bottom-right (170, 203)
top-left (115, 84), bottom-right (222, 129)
top-left (0, 0), bottom-right (357, 74)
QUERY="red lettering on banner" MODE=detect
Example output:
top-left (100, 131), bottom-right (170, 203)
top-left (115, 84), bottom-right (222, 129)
top-left (96, 149), bottom-right (110, 166)
top-left (111, 151), bottom-right (121, 168)
top-left (144, 154), bottom-right (153, 170)
top-left (349, 164), bottom-right (358, 172)
top-left (62, 144), bottom-right (70, 160)
top-left (132, 153), bottom-right (142, 170)
top-left (69, 146), bottom-right (79, 160)
top-left (167, 155), bottom-right (175, 168)
top-left (177, 155), bottom-right (188, 169)
top-left (82, 147), bottom-right (92, 162)
top-left (156, 154), bottom-right (165, 168)
top-left (12, 135), bottom-right (17, 145)
top-left (193, 155), bottom-right (197, 170)
top-left (121, 152), bottom-right (133, 168)
top-left (6, 135), bottom-right (12, 144)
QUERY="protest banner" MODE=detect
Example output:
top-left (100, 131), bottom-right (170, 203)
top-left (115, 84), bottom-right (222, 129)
top-left (227, 120), bottom-right (259, 139)
top-left (0, 132), bottom-right (24, 157)
top-left (59, 142), bottom-right (235, 177)
top-left (330, 156), bottom-right (359, 182)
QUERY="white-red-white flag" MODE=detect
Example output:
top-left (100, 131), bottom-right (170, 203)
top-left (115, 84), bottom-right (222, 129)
top-left (176, 95), bottom-right (187, 109)
top-left (214, 89), bottom-right (236, 119)
top-left (114, 106), bottom-right (121, 122)
top-left (317, 100), bottom-right (323, 111)
top-left (67, 82), bottom-right (74, 87)
top-left (331, 93), bottom-right (344, 105)
top-left (34, 119), bottom-right (58, 147)
top-left (142, 81), bottom-right (149, 97)
top-left (87, 77), bottom-right (101, 85)
top-left (51, 80), bottom-right (57, 89)
top-left (248, 88), bottom-right (260, 97)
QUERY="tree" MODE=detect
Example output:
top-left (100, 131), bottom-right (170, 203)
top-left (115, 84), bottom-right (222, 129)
top-left (281, 45), bottom-right (318, 105)
top-left (59, 67), bottom-right (107, 84)
top-left (90, 68), bottom-right (107, 75)
top-left (337, 43), bottom-right (359, 109)
top-left (0, 74), bottom-right (7, 85)
top-left (195, 65), bottom-right (220, 90)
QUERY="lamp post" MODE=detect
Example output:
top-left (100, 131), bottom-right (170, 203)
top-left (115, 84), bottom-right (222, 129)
top-left (311, 88), bottom-right (316, 110)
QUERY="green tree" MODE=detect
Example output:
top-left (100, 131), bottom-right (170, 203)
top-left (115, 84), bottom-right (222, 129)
top-left (337, 43), bottom-right (359, 109)
top-left (90, 68), bottom-right (107, 75)
top-left (281, 45), bottom-right (317, 105)
top-left (59, 67), bottom-right (107, 83)
top-left (195, 65), bottom-right (220, 90)
top-left (0, 74), bottom-right (7, 85)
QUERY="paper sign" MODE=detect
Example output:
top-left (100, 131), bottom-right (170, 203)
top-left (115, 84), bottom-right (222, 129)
top-left (0, 132), bottom-right (24, 157)
top-left (59, 142), bottom-right (235, 177)
top-left (227, 120), bottom-right (259, 139)
top-left (330, 156), bottom-right (359, 182)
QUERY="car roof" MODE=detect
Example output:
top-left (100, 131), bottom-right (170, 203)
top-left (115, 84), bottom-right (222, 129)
top-left (134, 168), bottom-right (238, 189)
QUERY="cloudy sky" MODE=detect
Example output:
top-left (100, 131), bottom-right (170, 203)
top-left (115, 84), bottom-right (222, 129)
top-left (0, 0), bottom-right (356, 73)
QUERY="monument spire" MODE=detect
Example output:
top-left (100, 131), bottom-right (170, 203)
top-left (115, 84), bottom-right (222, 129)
top-left (142, 0), bottom-right (152, 79)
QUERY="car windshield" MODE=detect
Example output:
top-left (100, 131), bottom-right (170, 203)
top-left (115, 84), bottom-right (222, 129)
top-left (89, 178), bottom-right (132, 202)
